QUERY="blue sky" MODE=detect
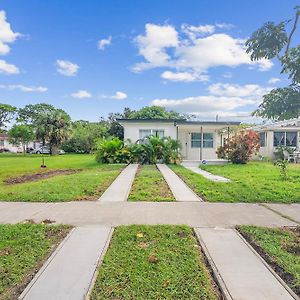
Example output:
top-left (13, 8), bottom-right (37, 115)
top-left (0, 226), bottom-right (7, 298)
top-left (0, 0), bottom-right (297, 122)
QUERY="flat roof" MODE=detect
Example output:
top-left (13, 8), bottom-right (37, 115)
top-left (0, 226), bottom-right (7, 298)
top-left (117, 118), bottom-right (240, 126)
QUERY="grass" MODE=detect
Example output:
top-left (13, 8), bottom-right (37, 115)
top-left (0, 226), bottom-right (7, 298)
top-left (0, 223), bottom-right (71, 299)
top-left (0, 154), bottom-right (124, 202)
top-left (128, 165), bottom-right (175, 202)
top-left (169, 161), bottom-right (300, 203)
top-left (238, 225), bottom-right (300, 296)
top-left (91, 225), bottom-right (220, 300)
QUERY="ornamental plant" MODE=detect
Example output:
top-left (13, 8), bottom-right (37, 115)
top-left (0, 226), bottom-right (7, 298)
top-left (217, 130), bottom-right (260, 164)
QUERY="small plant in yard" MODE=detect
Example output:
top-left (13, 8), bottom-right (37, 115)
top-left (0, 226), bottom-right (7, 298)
top-left (217, 129), bottom-right (260, 164)
top-left (275, 159), bottom-right (289, 180)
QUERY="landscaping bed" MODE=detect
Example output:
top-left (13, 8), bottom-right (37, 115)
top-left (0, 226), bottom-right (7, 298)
top-left (0, 223), bottom-right (71, 299)
top-left (0, 154), bottom-right (124, 202)
top-left (128, 165), bottom-right (175, 202)
top-left (91, 225), bottom-right (220, 300)
top-left (238, 225), bottom-right (300, 296)
top-left (169, 162), bottom-right (300, 203)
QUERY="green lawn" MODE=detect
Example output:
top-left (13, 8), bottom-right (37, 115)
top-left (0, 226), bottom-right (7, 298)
top-left (169, 162), bottom-right (300, 203)
top-left (128, 165), bottom-right (175, 202)
top-left (238, 225), bottom-right (300, 296)
top-left (91, 225), bottom-right (219, 300)
top-left (0, 223), bottom-right (71, 299)
top-left (0, 154), bottom-right (124, 202)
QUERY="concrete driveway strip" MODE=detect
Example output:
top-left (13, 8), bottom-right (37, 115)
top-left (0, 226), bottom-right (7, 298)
top-left (264, 203), bottom-right (300, 224)
top-left (98, 163), bottom-right (138, 202)
top-left (19, 226), bottom-right (112, 300)
top-left (156, 164), bottom-right (202, 201)
top-left (195, 228), bottom-right (294, 300)
top-left (183, 166), bottom-right (231, 182)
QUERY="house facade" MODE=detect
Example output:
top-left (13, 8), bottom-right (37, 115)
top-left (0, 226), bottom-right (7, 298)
top-left (0, 134), bottom-right (41, 153)
top-left (117, 119), bottom-right (240, 161)
top-left (252, 118), bottom-right (300, 158)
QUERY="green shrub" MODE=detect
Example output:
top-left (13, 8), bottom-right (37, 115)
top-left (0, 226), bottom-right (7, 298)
top-left (95, 136), bottom-right (181, 164)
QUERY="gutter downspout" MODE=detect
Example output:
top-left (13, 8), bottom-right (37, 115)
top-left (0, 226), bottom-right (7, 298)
top-left (200, 126), bottom-right (203, 161)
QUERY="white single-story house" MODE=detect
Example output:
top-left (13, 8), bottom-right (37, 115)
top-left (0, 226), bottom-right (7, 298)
top-left (117, 119), bottom-right (240, 161)
top-left (252, 118), bottom-right (300, 159)
top-left (0, 133), bottom-right (41, 153)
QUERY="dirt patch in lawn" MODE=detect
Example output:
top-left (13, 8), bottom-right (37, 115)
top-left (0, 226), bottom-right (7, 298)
top-left (237, 226), bottom-right (300, 296)
top-left (4, 169), bottom-right (82, 185)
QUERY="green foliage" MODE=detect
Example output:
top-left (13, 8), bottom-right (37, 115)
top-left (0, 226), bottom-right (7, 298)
top-left (129, 106), bottom-right (183, 120)
top-left (217, 130), bottom-right (260, 164)
top-left (62, 121), bottom-right (108, 153)
top-left (253, 85), bottom-right (300, 120)
top-left (8, 124), bottom-right (34, 154)
top-left (276, 159), bottom-right (288, 180)
top-left (246, 8), bottom-right (300, 120)
top-left (0, 103), bottom-right (17, 130)
top-left (95, 136), bottom-right (181, 164)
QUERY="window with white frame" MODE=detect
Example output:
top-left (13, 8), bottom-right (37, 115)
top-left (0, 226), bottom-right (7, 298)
top-left (273, 131), bottom-right (297, 147)
top-left (139, 129), bottom-right (165, 139)
top-left (259, 132), bottom-right (266, 147)
top-left (191, 132), bottom-right (214, 148)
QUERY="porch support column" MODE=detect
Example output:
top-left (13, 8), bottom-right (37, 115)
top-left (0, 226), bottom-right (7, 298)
top-left (200, 126), bottom-right (203, 161)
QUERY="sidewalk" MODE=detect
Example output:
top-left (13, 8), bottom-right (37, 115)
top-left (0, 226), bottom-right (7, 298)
top-left (98, 163), bottom-right (138, 202)
top-left (0, 201), bottom-right (298, 227)
top-left (195, 228), bottom-right (295, 300)
top-left (19, 226), bottom-right (112, 300)
top-left (156, 164), bottom-right (202, 201)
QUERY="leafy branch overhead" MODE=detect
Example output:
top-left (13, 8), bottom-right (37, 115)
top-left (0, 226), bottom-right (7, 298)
top-left (246, 7), bottom-right (300, 120)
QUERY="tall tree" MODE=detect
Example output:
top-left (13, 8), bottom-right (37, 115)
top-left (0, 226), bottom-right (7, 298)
top-left (18, 103), bottom-right (56, 145)
top-left (40, 109), bottom-right (72, 155)
top-left (129, 106), bottom-right (184, 119)
top-left (8, 124), bottom-right (34, 155)
top-left (0, 103), bottom-right (17, 131)
top-left (246, 7), bottom-right (300, 120)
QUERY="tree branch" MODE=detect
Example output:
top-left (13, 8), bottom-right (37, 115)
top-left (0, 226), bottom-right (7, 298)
top-left (285, 9), bottom-right (300, 56)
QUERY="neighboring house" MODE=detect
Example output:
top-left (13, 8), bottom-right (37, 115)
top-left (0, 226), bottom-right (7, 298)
top-left (0, 133), bottom-right (41, 153)
top-left (117, 119), bottom-right (240, 161)
top-left (252, 118), bottom-right (300, 159)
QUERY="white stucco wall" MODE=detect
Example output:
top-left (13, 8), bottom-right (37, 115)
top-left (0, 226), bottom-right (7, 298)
top-left (121, 122), bottom-right (177, 143)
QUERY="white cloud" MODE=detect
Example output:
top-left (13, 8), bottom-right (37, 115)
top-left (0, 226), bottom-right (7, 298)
top-left (71, 90), bottom-right (92, 99)
top-left (0, 59), bottom-right (20, 74)
top-left (133, 23), bottom-right (178, 72)
top-left (151, 82), bottom-right (272, 118)
top-left (56, 60), bottom-right (79, 76)
top-left (208, 83), bottom-right (272, 98)
top-left (161, 71), bottom-right (209, 82)
top-left (0, 11), bottom-right (21, 55)
top-left (111, 91), bottom-right (127, 100)
top-left (133, 23), bottom-right (273, 78)
top-left (98, 36), bottom-right (112, 50)
top-left (0, 84), bottom-right (47, 92)
top-left (268, 77), bottom-right (281, 84)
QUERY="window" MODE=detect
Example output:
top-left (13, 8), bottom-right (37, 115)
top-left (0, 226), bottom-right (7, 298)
top-left (191, 133), bottom-right (201, 148)
top-left (139, 129), bottom-right (165, 139)
top-left (273, 131), bottom-right (297, 147)
top-left (203, 133), bottom-right (213, 148)
top-left (259, 132), bottom-right (266, 147)
top-left (191, 132), bottom-right (214, 148)
top-left (0, 140), bottom-right (4, 147)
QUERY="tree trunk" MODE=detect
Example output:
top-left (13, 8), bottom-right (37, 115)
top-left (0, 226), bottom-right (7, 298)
top-left (51, 144), bottom-right (59, 155)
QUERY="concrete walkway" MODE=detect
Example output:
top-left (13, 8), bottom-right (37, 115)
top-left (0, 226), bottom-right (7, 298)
top-left (195, 228), bottom-right (295, 300)
top-left (19, 226), bottom-right (112, 300)
top-left (0, 201), bottom-right (297, 227)
top-left (156, 164), bottom-right (202, 201)
top-left (98, 163), bottom-right (138, 202)
top-left (184, 165), bottom-right (231, 182)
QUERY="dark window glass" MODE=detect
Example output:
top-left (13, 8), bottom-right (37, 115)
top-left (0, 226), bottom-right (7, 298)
top-left (191, 133), bottom-right (201, 148)
top-left (203, 133), bottom-right (213, 148)
top-left (286, 132), bottom-right (297, 147)
top-left (259, 132), bottom-right (266, 147)
top-left (273, 132), bottom-right (285, 147)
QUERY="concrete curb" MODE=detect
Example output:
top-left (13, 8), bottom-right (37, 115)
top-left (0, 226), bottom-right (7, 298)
top-left (235, 229), bottom-right (299, 300)
top-left (18, 228), bottom-right (76, 299)
top-left (194, 228), bottom-right (233, 300)
top-left (85, 227), bottom-right (114, 299)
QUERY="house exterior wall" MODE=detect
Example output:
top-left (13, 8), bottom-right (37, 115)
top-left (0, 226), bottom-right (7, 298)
top-left (0, 136), bottom-right (41, 153)
top-left (255, 129), bottom-right (300, 159)
top-left (122, 122), bottom-right (177, 142)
